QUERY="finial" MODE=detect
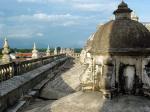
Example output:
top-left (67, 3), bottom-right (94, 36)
top-left (114, 0), bottom-right (132, 20)
top-left (5, 37), bottom-right (7, 41)
top-left (32, 43), bottom-right (39, 59)
top-left (60, 47), bottom-right (63, 54)
top-left (46, 45), bottom-right (50, 51)
top-left (121, 0), bottom-right (124, 3)
top-left (46, 45), bottom-right (51, 56)
top-left (54, 47), bottom-right (57, 55)
top-left (2, 38), bottom-right (11, 63)
top-left (48, 45), bottom-right (50, 49)
top-left (3, 37), bottom-right (9, 48)
top-left (33, 42), bottom-right (36, 49)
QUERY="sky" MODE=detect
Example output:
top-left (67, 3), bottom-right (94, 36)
top-left (0, 0), bottom-right (150, 48)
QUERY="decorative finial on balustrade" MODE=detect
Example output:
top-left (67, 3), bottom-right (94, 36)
top-left (33, 43), bottom-right (36, 49)
top-left (46, 45), bottom-right (51, 56)
top-left (60, 48), bottom-right (63, 54)
top-left (32, 43), bottom-right (39, 59)
top-left (1, 38), bottom-right (12, 63)
top-left (54, 47), bottom-right (57, 55)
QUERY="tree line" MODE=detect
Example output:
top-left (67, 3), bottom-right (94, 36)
top-left (0, 48), bottom-right (82, 55)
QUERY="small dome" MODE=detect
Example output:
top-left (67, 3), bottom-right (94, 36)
top-left (89, 1), bottom-right (150, 55)
top-left (90, 19), bottom-right (150, 55)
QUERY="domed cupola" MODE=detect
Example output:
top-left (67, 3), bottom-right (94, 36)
top-left (81, 0), bottom-right (150, 101)
top-left (90, 1), bottom-right (150, 55)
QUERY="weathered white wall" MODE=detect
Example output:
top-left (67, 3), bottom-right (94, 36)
top-left (142, 58), bottom-right (150, 87)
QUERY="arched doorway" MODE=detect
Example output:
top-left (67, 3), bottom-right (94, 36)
top-left (123, 66), bottom-right (135, 94)
top-left (119, 64), bottom-right (136, 94)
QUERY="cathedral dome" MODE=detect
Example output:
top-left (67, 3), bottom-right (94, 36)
top-left (89, 1), bottom-right (150, 55)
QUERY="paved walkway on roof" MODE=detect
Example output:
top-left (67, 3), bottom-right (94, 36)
top-left (39, 58), bottom-right (84, 99)
top-left (20, 59), bottom-right (150, 112)
top-left (20, 58), bottom-right (85, 112)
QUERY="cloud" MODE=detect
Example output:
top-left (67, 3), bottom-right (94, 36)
top-left (0, 10), bottom-right (100, 42)
top-left (73, 1), bottom-right (117, 12)
top-left (17, 0), bottom-right (39, 3)
top-left (7, 29), bottom-right (36, 38)
top-left (6, 31), bottom-right (44, 39)
top-left (73, 3), bottom-right (102, 12)
top-left (0, 25), bottom-right (41, 39)
top-left (17, 0), bottom-right (66, 3)
top-left (16, 0), bottom-right (118, 12)
top-left (0, 12), bottom-right (90, 39)
top-left (1, 0), bottom-right (119, 48)
top-left (16, 0), bottom-right (118, 15)
top-left (6, 13), bottom-right (87, 27)
top-left (36, 32), bottom-right (44, 37)
top-left (32, 13), bottom-right (77, 22)
top-left (63, 21), bottom-right (77, 26)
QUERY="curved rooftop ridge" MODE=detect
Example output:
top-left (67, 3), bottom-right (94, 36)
top-left (90, 48), bottom-right (150, 56)
top-left (89, 19), bottom-right (150, 55)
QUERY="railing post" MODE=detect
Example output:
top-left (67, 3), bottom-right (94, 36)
top-left (13, 62), bottom-right (17, 76)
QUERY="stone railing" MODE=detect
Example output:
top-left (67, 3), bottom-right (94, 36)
top-left (66, 53), bottom-right (80, 58)
top-left (0, 54), bottom-right (65, 82)
top-left (73, 53), bottom-right (80, 58)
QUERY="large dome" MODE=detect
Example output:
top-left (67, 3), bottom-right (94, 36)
top-left (89, 1), bottom-right (150, 55)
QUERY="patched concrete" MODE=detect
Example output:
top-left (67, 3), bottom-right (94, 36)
top-left (40, 59), bottom-right (85, 99)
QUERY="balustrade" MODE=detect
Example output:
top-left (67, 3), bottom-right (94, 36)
top-left (0, 54), bottom-right (65, 82)
top-left (70, 53), bottom-right (80, 58)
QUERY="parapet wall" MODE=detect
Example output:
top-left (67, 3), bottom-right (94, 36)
top-left (0, 57), bottom-right (68, 112)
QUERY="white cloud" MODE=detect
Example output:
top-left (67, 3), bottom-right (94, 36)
top-left (73, 2), bottom-right (117, 12)
top-left (32, 13), bottom-right (76, 22)
top-left (1, 13), bottom-right (86, 39)
top-left (3, 26), bottom-right (40, 39)
top-left (0, 11), bottom-right (100, 40)
top-left (16, 0), bottom-right (118, 12)
top-left (73, 3), bottom-right (102, 12)
top-left (7, 30), bottom-right (35, 38)
top-left (63, 21), bottom-right (77, 26)
top-left (17, 0), bottom-right (38, 2)
top-left (46, 0), bottom-right (65, 3)
top-left (17, 0), bottom-right (38, 3)
top-left (7, 13), bottom-right (83, 26)
top-left (36, 32), bottom-right (44, 37)
top-left (17, 0), bottom-right (66, 3)
top-left (11, 13), bottom-right (66, 21)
